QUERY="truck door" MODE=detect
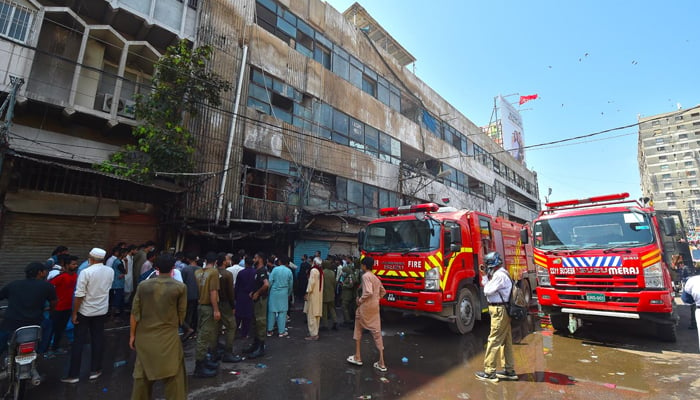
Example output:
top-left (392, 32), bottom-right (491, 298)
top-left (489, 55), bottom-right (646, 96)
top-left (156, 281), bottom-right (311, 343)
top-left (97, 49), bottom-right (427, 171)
top-left (478, 216), bottom-right (493, 256)
top-left (657, 210), bottom-right (692, 267)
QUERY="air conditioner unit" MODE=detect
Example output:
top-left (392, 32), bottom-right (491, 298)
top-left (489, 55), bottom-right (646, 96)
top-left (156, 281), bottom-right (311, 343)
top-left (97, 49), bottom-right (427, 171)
top-left (119, 99), bottom-right (136, 119)
top-left (102, 94), bottom-right (124, 114)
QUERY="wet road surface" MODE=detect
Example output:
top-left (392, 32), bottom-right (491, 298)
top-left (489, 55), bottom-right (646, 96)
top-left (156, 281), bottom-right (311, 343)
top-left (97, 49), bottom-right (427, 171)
top-left (21, 299), bottom-right (700, 399)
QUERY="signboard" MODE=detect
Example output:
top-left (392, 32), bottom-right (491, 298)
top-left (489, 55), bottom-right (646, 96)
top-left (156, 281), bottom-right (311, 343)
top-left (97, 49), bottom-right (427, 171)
top-left (498, 95), bottom-right (526, 164)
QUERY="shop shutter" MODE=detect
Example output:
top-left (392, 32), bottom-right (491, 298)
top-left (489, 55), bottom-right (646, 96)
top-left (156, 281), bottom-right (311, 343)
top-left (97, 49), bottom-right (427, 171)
top-left (292, 239), bottom-right (329, 266)
top-left (0, 212), bottom-right (157, 286)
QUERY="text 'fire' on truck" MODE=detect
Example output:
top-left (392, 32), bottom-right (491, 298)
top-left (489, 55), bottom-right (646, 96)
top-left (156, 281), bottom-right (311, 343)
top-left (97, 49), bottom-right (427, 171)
top-left (357, 203), bottom-right (536, 334)
top-left (529, 193), bottom-right (690, 342)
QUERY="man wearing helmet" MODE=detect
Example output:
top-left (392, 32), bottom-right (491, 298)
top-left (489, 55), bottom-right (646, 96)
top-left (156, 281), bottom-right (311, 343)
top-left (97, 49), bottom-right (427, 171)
top-left (475, 252), bottom-right (518, 383)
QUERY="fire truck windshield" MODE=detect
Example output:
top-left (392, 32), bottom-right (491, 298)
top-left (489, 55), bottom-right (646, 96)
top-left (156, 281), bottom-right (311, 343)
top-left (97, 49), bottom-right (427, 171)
top-left (533, 211), bottom-right (655, 250)
top-left (362, 219), bottom-right (441, 253)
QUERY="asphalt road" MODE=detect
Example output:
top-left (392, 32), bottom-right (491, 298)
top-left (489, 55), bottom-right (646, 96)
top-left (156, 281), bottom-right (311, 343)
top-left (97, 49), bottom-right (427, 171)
top-left (17, 299), bottom-right (700, 400)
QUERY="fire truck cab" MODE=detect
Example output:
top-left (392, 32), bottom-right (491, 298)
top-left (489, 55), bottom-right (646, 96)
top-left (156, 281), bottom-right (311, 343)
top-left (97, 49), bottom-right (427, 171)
top-left (530, 193), bottom-right (685, 341)
top-left (358, 203), bottom-right (534, 334)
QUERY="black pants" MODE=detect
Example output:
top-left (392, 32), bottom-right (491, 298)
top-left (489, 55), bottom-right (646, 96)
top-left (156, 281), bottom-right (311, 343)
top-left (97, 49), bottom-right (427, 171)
top-left (67, 313), bottom-right (106, 377)
top-left (49, 309), bottom-right (72, 350)
top-left (183, 300), bottom-right (198, 332)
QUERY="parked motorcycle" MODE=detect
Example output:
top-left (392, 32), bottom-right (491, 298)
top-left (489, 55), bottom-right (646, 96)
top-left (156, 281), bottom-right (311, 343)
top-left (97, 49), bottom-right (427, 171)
top-left (0, 325), bottom-right (41, 400)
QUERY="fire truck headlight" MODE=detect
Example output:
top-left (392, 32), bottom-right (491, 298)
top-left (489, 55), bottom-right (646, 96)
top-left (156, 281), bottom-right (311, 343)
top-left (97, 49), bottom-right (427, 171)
top-left (537, 265), bottom-right (551, 287)
top-left (424, 268), bottom-right (440, 291)
top-left (644, 263), bottom-right (664, 289)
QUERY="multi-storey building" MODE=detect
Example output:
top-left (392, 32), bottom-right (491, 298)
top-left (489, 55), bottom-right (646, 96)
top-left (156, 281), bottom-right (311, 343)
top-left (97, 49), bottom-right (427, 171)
top-left (0, 0), bottom-right (540, 280)
top-left (196, 0), bottom-right (539, 259)
top-left (0, 0), bottom-right (197, 282)
top-left (638, 106), bottom-right (700, 230)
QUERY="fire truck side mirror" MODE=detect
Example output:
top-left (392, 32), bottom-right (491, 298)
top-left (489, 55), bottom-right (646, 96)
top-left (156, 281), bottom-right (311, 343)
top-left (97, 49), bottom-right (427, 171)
top-left (660, 218), bottom-right (677, 236)
top-left (520, 228), bottom-right (529, 244)
top-left (357, 229), bottom-right (365, 248)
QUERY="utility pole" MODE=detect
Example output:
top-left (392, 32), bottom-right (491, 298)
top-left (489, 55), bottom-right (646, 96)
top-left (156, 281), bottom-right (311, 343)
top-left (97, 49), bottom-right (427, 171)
top-left (0, 76), bottom-right (25, 176)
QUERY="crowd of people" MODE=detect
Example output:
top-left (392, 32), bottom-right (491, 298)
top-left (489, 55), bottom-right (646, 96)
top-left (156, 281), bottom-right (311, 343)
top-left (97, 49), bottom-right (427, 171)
top-left (0, 242), bottom-right (389, 399)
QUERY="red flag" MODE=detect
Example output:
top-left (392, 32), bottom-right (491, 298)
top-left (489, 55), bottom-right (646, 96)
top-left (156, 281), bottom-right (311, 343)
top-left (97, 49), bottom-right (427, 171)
top-left (519, 94), bottom-right (538, 105)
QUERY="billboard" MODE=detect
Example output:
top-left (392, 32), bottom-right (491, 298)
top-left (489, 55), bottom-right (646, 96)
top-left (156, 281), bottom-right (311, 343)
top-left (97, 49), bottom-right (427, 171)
top-left (498, 95), bottom-right (525, 164)
top-left (481, 120), bottom-right (502, 146)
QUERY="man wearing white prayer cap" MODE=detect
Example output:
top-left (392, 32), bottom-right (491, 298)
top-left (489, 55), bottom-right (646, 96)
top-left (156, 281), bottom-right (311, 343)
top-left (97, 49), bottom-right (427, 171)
top-left (62, 247), bottom-right (114, 383)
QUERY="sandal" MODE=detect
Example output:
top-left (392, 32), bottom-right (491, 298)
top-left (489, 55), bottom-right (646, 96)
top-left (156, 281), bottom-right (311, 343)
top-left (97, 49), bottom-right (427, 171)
top-left (373, 362), bottom-right (387, 372)
top-left (346, 355), bottom-right (363, 366)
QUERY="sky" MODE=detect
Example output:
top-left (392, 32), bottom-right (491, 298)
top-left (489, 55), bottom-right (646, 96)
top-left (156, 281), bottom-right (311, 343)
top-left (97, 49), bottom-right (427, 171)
top-left (324, 0), bottom-right (700, 204)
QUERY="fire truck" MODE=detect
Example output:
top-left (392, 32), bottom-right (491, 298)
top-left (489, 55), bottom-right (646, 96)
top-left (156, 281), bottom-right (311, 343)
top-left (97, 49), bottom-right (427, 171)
top-left (357, 203), bottom-right (535, 334)
top-left (530, 193), bottom-right (690, 342)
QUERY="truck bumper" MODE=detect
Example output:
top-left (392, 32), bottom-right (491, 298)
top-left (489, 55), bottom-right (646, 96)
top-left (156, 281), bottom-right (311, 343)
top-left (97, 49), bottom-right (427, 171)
top-left (538, 287), bottom-right (676, 323)
top-left (380, 291), bottom-right (444, 314)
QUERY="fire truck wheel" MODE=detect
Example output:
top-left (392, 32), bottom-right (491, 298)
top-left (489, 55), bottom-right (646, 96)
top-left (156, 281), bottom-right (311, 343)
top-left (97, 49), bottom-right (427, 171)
top-left (449, 288), bottom-right (476, 334)
top-left (656, 322), bottom-right (677, 342)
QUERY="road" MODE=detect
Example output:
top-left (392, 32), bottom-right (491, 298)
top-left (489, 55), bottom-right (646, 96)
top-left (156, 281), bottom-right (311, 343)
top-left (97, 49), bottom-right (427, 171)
top-left (20, 299), bottom-right (700, 400)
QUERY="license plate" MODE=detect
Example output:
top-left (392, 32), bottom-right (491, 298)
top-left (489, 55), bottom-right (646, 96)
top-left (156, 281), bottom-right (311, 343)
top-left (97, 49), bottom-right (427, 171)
top-left (15, 353), bottom-right (36, 365)
top-left (586, 293), bottom-right (606, 302)
top-left (386, 293), bottom-right (396, 302)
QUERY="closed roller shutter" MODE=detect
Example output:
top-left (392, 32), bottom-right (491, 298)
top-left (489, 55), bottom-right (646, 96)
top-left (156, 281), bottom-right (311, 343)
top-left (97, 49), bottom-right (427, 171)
top-left (292, 240), bottom-right (329, 267)
top-left (0, 212), bottom-right (157, 286)
top-left (329, 241), bottom-right (353, 257)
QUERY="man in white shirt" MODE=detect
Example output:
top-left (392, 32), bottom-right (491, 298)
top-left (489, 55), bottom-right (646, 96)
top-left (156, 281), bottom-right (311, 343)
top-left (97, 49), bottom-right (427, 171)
top-left (683, 273), bottom-right (700, 350)
top-left (62, 247), bottom-right (114, 384)
top-left (475, 252), bottom-right (517, 383)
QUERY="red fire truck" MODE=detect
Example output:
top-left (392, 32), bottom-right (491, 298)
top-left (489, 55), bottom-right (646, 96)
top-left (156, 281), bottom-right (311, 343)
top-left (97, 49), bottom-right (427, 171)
top-left (357, 203), bottom-right (535, 334)
top-left (530, 193), bottom-right (688, 341)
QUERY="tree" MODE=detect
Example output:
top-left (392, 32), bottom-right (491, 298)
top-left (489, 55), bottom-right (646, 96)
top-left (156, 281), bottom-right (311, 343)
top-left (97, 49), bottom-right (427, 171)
top-left (97, 40), bottom-right (231, 182)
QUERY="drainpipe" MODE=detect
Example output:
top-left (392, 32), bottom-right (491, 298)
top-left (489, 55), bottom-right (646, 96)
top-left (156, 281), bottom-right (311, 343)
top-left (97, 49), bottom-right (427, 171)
top-left (215, 44), bottom-right (248, 224)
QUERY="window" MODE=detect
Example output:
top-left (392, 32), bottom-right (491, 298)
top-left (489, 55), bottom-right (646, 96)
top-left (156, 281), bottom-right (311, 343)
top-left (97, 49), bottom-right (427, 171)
top-left (664, 182), bottom-right (673, 189)
top-left (679, 133), bottom-right (688, 139)
top-left (659, 155), bottom-right (668, 161)
top-left (687, 170), bottom-right (697, 177)
top-left (0, 1), bottom-right (33, 43)
top-left (361, 74), bottom-right (377, 97)
top-left (651, 120), bottom-right (660, 126)
top-left (690, 180), bottom-right (698, 187)
top-left (695, 121), bottom-right (700, 126)
top-left (657, 146), bottom-right (666, 151)
top-left (655, 138), bottom-right (664, 145)
top-left (661, 173), bottom-right (671, 180)
top-left (313, 44), bottom-right (331, 69)
top-left (665, 192), bottom-right (675, 198)
top-left (675, 115), bottom-right (684, 121)
top-left (660, 164), bottom-right (669, 170)
top-left (685, 161), bottom-right (694, 167)
top-left (667, 201), bottom-right (676, 207)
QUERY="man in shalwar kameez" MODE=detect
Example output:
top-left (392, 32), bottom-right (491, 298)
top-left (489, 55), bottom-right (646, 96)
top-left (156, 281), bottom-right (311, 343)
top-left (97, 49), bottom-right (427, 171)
top-left (346, 256), bottom-right (387, 372)
top-left (129, 254), bottom-right (187, 400)
top-left (303, 257), bottom-right (324, 340)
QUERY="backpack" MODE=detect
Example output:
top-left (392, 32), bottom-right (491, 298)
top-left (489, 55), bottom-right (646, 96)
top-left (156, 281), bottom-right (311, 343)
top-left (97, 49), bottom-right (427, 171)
top-left (499, 273), bottom-right (528, 321)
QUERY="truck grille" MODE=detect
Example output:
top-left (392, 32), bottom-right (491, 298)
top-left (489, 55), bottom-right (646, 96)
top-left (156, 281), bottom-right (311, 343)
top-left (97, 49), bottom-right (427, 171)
top-left (553, 274), bottom-right (641, 291)
top-left (378, 275), bottom-right (423, 293)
